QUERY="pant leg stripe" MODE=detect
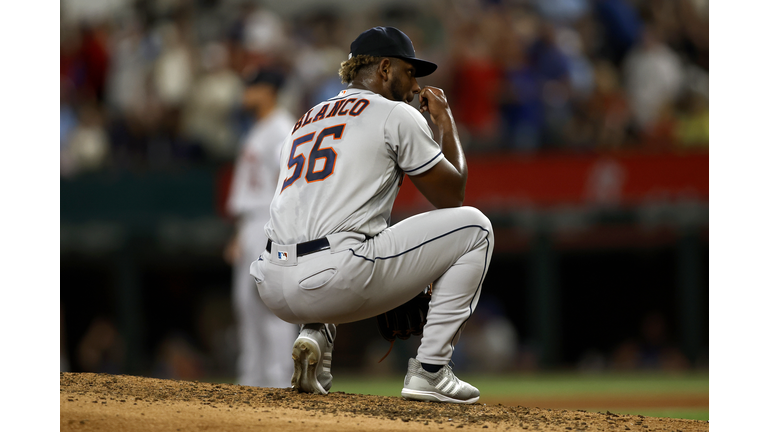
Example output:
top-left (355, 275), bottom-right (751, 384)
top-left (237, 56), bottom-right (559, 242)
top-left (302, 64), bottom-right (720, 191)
top-left (448, 231), bottom-right (491, 356)
top-left (347, 223), bottom-right (492, 362)
top-left (347, 224), bottom-right (490, 263)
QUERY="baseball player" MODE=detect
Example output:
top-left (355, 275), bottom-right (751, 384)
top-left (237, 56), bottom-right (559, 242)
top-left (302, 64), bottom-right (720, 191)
top-left (225, 68), bottom-right (299, 387)
top-left (251, 27), bottom-right (494, 403)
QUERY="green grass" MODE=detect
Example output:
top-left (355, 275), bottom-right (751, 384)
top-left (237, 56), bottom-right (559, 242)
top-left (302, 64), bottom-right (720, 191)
top-left (330, 371), bottom-right (709, 421)
top-left (332, 371), bottom-right (708, 397)
top-left (461, 371), bottom-right (709, 396)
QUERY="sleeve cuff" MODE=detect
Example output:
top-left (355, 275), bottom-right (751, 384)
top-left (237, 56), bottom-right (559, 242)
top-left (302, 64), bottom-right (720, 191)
top-left (404, 152), bottom-right (444, 176)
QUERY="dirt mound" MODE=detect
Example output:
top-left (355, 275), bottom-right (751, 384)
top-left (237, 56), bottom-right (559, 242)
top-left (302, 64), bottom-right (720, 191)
top-left (60, 373), bottom-right (708, 431)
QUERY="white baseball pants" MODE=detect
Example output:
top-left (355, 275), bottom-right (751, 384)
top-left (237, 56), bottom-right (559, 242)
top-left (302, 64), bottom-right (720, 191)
top-left (252, 206), bottom-right (494, 365)
top-left (234, 216), bottom-right (298, 387)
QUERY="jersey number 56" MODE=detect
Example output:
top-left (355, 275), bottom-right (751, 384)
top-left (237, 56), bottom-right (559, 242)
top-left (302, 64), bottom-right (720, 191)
top-left (281, 124), bottom-right (345, 192)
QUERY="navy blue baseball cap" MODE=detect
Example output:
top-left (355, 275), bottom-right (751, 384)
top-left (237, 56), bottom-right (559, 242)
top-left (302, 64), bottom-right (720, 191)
top-left (350, 26), bottom-right (437, 77)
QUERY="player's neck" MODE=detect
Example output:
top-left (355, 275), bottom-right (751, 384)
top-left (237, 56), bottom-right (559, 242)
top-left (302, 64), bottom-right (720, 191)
top-left (348, 79), bottom-right (381, 95)
top-left (348, 82), bottom-right (368, 91)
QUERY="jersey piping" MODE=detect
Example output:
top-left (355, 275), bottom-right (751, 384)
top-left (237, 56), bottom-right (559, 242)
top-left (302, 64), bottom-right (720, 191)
top-left (403, 151), bottom-right (443, 173)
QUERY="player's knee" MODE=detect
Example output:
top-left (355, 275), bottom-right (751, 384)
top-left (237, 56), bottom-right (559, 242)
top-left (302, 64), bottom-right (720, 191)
top-left (458, 206), bottom-right (494, 249)
top-left (460, 206), bottom-right (493, 233)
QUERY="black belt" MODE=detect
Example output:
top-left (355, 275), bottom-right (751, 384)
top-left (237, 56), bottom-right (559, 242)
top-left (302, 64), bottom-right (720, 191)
top-left (266, 238), bottom-right (330, 257)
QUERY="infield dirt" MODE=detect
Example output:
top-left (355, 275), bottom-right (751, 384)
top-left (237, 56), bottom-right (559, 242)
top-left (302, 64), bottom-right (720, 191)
top-left (60, 372), bottom-right (708, 431)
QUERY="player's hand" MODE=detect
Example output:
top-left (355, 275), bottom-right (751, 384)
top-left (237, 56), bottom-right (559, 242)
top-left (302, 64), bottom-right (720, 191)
top-left (418, 86), bottom-right (452, 124)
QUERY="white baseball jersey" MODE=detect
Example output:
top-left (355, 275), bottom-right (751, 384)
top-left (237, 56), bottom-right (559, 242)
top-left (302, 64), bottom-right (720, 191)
top-left (228, 108), bottom-right (297, 225)
top-left (265, 89), bottom-right (445, 244)
top-left (227, 107), bottom-right (299, 388)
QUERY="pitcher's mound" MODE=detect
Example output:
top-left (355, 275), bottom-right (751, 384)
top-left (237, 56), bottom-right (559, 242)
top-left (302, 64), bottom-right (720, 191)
top-left (60, 372), bottom-right (707, 431)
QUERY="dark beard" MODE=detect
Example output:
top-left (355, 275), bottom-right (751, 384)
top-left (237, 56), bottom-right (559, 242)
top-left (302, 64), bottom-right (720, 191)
top-left (389, 76), bottom-right (410, 103)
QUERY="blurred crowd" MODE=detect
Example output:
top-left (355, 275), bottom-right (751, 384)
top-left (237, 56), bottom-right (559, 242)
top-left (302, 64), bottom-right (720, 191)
top-left (64, 296), bottom-right (705, 379)
top-left (60, 0), bottom-right (709, 178)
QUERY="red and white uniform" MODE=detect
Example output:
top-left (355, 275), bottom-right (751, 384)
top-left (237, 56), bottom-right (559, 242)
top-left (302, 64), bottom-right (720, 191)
top-left (227, 107), bottom-right (298, 387)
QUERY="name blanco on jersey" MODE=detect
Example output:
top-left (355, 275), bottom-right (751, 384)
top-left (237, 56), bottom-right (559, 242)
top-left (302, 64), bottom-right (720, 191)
top-left (291, 96), bottom-right (371, 135)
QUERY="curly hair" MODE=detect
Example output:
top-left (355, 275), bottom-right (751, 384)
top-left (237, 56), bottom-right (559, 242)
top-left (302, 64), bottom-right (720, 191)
top-left (338, 55), bottom-right (383, 84)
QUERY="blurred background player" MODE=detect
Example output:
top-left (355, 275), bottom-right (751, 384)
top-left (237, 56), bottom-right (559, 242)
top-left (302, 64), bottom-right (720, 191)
top-left (224, 68), bottom-right (298, 387)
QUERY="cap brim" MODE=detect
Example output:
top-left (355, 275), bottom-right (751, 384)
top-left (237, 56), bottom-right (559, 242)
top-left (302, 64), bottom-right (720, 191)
top-left (395, 57), bottom-right (438, 77)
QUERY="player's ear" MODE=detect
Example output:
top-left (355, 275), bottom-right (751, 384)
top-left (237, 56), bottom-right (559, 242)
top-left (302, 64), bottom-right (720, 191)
top-left (378, 58), bottom-right (392, 81)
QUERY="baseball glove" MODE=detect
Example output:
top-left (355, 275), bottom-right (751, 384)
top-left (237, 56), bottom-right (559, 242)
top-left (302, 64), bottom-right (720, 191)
top-left (376, 284), bottom-right (432, 362)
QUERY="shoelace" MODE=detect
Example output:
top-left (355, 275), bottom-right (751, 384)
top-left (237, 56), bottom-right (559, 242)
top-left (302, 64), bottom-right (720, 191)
top-left (439, 369), bottom-right (463, 395)
top-left (378, 339), bottom-right (396, 363)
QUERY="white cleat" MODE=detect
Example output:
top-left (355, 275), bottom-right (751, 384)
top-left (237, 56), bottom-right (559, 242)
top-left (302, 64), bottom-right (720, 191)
top-left (291, 324), bottom-right (334, 394)
top-left (401, 358), bottom-right (480, 404)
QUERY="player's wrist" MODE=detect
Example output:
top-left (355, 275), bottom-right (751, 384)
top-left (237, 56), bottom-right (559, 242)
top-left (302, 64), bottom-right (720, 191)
top-left (434, 111), bottom-right (457, 131)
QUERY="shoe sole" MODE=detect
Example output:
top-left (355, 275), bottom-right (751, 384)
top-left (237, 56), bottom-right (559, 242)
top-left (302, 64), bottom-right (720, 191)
top-left (401, 388), bottom-right (479, 404)
top-left (291, 337), bottom-right (328, 395)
